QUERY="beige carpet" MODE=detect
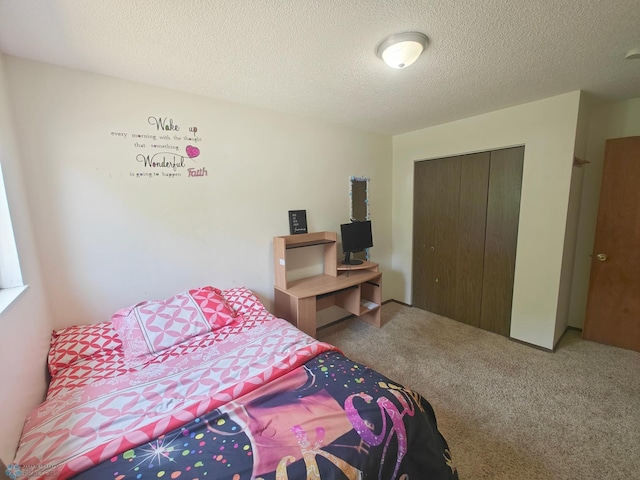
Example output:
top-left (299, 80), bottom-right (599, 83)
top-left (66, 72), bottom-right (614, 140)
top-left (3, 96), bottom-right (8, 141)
top-left (317, 302), bottom-right (640, 480)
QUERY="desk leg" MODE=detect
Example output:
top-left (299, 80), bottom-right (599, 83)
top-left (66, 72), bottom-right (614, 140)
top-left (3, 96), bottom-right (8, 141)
top-left (274, 289), bottom-right (294, 323)
top-left (296, 297), bottom-right (317, 338)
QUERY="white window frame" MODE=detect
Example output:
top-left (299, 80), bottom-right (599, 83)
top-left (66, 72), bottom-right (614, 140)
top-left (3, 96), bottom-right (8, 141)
top-left (0, 160), bottom-right (27, 313)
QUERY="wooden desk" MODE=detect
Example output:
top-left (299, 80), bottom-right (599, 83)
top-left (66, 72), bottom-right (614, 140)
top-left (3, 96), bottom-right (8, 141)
top-left (274, 265), bottom-right (382, 338)
top-left (273, 232), bottom-right (382, 338)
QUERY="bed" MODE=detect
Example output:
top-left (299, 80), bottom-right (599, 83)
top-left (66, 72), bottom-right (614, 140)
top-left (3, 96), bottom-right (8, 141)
top-left (11, 286), bottom-right (458, 480)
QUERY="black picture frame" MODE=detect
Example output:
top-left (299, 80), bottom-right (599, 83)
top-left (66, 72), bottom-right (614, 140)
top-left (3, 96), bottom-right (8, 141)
top-left (288, 210), bottom-right (308, 235)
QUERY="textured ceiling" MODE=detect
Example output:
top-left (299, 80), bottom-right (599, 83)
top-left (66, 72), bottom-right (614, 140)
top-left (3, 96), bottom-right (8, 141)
top-left (0, 0), bottom-right (639, 135)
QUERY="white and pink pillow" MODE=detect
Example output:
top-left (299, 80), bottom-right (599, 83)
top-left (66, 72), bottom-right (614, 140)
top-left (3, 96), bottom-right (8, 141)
top-left (111, 286), bottom-right (237, 359)
top-left (48, 286), bottom-right (268, 375)
top-left (48, 322), bottom-right (123, 377)
top-left (222, 286), bottom-right (267, 315)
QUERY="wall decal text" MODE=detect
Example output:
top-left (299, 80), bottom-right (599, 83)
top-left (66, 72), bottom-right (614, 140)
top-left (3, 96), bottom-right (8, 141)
top-left (110, 116), bottom-right (205, 179)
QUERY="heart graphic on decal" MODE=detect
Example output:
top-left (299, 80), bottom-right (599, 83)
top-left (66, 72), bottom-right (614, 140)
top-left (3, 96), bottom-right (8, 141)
top-left (186, 145), bottom-right (200, 158)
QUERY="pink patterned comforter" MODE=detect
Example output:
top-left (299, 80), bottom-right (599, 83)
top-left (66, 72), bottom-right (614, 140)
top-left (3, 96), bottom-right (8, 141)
top-left (13, 313), bottom-right (334, 479)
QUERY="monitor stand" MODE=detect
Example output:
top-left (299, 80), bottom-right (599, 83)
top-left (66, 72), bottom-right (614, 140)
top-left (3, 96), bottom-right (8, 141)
top-left (341, 252), bottom-right (363, 265)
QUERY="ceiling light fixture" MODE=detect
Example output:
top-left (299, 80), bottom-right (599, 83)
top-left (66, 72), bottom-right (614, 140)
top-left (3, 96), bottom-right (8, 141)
top-left (376, 32), bottom-right (428, 69)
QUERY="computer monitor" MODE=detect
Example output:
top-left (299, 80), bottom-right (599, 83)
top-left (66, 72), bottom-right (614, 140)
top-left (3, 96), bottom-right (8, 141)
top-left (340, 220), bottom-right (373, 265)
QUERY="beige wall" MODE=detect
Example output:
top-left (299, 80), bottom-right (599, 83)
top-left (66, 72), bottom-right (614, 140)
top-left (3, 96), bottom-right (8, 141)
top-left (567, 97), bottom-right (640, 329)
top-left (0, 55), bottom-right (52, 463)
top-left (392, 92), bottom-right (581, 350)
top-left (4, 56), bottom-right (393, 330)
top-left (552, 93), bottom-right (593, 343)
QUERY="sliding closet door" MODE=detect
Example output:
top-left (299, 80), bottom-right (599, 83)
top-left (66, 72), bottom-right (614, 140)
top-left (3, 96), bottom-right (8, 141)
top-left (413, 157), bottom-right (461, 316)
top-left (454, 152), bottom-right (490, 327)
top-left (432, 157), bottom-right (461, 319)
top-left (412, 146), bottom-right (523, 337)
top-left (412, 153), bottom-right (487, 321)
top-left (480, 146), bottom-right (524, 335)
top-left (412, 159), bottom-right (439, 313)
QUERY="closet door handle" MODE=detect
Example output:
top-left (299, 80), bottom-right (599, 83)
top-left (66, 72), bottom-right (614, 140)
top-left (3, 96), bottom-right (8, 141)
top-left (596, 253), bottom-right (607, 262)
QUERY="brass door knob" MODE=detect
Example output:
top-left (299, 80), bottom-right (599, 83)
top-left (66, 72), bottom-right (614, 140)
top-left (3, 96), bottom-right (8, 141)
top-left (596, 253), bottom-right (607, 262)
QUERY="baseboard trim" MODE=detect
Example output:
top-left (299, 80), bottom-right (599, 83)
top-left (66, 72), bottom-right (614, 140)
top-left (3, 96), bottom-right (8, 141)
top-left (509, 337), bottom-right (553, 353)
top-left (550, 325), bottom-right (583, 351)
top-left (385, 298), bottom-right (411, 307)
top-left (318, 301), bottom-right (583, 354)
top-left (512, 326), bottom-right (584, 353)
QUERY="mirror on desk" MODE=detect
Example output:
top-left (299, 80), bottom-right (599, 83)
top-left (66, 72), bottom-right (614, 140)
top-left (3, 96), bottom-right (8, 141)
top-left (349, 176), bottom-right (370, 262)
